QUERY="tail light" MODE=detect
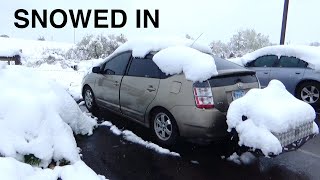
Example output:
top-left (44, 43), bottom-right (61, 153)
top-left (193, 81), bottom-right (214, 109)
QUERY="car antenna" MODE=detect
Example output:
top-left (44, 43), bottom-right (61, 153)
top-left (191, 33), bottom-right (204, 47)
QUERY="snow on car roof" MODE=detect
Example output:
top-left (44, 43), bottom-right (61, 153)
top-left (108, 37), bottom-right (217, 82)
top-left (230, 45), bottom-right (320, 70)
top-left (112, 36), bottom-right (212, 58)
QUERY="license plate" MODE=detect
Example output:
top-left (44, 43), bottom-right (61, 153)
top-left (232, 90), bottom-right (245, 100)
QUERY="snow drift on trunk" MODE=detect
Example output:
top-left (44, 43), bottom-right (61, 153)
top-left (153, 46), bottom-right (218, 82)
top-left (0, 64), bottom-right (97, 167)
top-left (227, 80), bottom-right (318, 156)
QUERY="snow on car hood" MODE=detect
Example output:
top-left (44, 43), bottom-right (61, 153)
top-left (227, 80), bottom-right (318, 156)
top-left (153, 46), bottom-right (218, 82)
top-left (229, 45), bottom-right (320, 70)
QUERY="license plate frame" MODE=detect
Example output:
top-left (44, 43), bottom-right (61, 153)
top-left (232, 90), bottom-right (246, 100)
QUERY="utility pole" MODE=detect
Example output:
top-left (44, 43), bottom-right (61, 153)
top-left (280, 0), bottom-right (289, 45)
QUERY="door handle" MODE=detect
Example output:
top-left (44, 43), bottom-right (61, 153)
top-left (113, 81), bottom-right (120, 86)
top-left (264, 72), bottom-right (269, 74)
top-left (147, 86), bottom-right (156, 92)
top-left (295, 72), bottom-right (301, 75)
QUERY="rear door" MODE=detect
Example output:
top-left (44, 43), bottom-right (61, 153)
top-left (120, 57), bottom-right (161, 122)
top-left (95, 52), bottom-right (131, 113)
top-left (269, 56), bottom-right (307, 94)
top-left (246, 55), bottom-right (278, 88)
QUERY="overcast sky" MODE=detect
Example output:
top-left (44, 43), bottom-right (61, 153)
top-left (1, 0), bottom-right (319, 45)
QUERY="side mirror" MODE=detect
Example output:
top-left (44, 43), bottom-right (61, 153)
top-left (92, 66), bottom-right (101, 73)
top-left (106, 69), bottom-right (115, 75)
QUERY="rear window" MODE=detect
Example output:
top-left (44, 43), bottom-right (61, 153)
top-left (213, 56), bottom-right (245, 70)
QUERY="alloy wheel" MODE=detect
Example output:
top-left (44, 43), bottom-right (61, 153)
top-left (301, 85), bottom-right (320, 104)
top-left (154, 113), bottom-right (172, 141)
top-left (84, 89), bottom-right (93, 109)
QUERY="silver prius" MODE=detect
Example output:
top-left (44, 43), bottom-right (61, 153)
top-left (82, 50), bottom-right (259, 145)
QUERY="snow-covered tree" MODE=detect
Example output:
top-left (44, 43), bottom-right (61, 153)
top-left (209, 40), bottom-right (230, 58)
top-left (66, 34), bottom-right (127, 60)
top-left (38, 36), bottom-right (46, 41)
top-left (228, 29), bottom-right (271, 57)
top-left (185, 34), bottom-right (194, 40)
top-left (310, 42), bottom-right (320, 47)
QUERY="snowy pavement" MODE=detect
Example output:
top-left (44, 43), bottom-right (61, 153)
top-left (77, 105), bottom-right (320, 180)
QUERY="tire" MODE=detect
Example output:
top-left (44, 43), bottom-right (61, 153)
top-left (151, 109), bottom-right (179, 146)
top-left (296, 81), bottom-right (320, 107)
top-left (83, 86), bottom-right (97, 112)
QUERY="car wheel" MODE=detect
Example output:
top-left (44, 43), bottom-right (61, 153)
top-left (151, 109), bottom-right (179, 146)
top-left (83, 86), bottom-right (97, 112)
top-left (296, 82), bottom-right (320, 107)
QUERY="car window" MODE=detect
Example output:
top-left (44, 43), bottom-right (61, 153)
top-left (247, 55), bottom-right (278, 67)
top-left (127, 58), bottom-right (161, 78)
top-left (103, 52), bottom-right (131, 75)
top-left (278, 56), bottom-right (308, 68)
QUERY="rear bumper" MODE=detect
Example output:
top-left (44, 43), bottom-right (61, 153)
top-left (169, 106), bottom-right (229, 141)
top-left (251, 134), bottom-right (317, 157)
top-left (282, 133), bottom-right (317, 152)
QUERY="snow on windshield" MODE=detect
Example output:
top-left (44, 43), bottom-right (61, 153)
top-left (227, 80), bottom-right (318, 156)
top-left (153, 46), bottom-right (218, 82)
top-left (229, 45), bottom-right (320, 70)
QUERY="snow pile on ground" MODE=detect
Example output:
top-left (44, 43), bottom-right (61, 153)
top-left (0, 47), bottom-right (21, 57)
top-left (112, 36), bottom-right (212, 58)
top-left (100, 121), bottom-right (180, 157)
top-left (226, 152), bottom-right (257, 165)
top-left (0, 37), bottom-right (73, 64)
top-left (227, 80), bottom-right (318, 156)
top-left (0, 157), bottom-right (105, 180)
top-left (229, 45), bottom-right (320, 70)
top-left (32, 63), bottom-right (85, 101)
top-left (153, 46), bottom-right (218, 82)
top-left (0, 64), bottom-right (100, 179)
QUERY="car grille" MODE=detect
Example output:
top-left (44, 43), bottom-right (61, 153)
top-left (273, 121), bottom-right (314, 147)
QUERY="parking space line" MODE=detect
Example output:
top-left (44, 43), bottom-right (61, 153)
top-left (297, 149), bottom-right (320, 159)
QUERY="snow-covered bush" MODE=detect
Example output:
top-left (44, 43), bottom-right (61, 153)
top-left (66, 34), bottom-right (127, 60)
top-left (0, 64), bottom-right (97, 168)
top-left (227, 80), bottom-right (319, 156)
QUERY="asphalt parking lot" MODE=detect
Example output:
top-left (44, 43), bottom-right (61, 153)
top-left (76, 107), bottom-right (320, 180)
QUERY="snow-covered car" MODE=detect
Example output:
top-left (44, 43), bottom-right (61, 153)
top-left (82, 38), bottom-right (260, 146)
top-left (230, 45), bottom-right (320, 107)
